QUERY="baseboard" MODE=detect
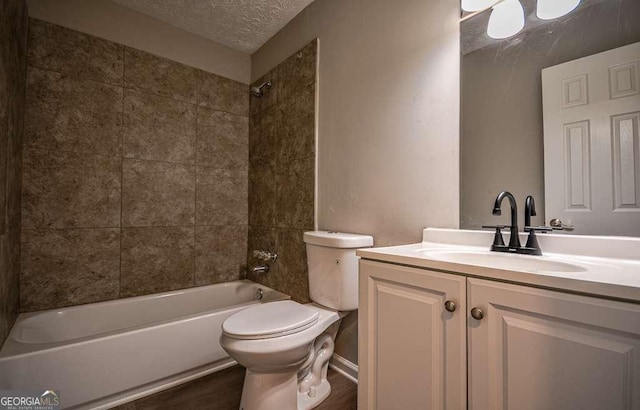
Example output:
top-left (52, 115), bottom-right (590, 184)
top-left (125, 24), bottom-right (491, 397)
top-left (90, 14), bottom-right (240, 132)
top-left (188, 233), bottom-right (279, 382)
top-left (329, 354), bottom-right (358, 384)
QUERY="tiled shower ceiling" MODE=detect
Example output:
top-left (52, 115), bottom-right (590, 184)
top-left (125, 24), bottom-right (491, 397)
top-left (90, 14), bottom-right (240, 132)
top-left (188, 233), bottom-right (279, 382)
top-left (110, 0), bottom-right (316, 53)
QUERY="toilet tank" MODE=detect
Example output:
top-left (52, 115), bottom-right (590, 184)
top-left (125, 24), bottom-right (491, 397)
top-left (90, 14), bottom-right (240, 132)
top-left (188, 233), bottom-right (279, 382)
top-left (303, 231), bottom-right (374, 311)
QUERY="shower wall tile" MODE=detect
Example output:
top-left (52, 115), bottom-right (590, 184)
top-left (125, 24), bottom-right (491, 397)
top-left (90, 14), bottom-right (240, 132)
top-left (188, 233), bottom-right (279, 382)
top-left (277, 39), bottom-right (317, 103)
top-left (122, 159), bottom-right (195, 227)
top-left (275, 228), bottom-right (311, 303)
top-left (27, 18), bottom-right (124, 86)
top-left (124, 47), bottom-right (199, 103)
top-left (123, 90), bottom-right (196, 164)
top-left (21, 19), bottom-right (251, 311)
top-left (196, 167), bottom-right (247, 226)
top-left (25, 68), bottom-right (123, 157)
top-left (195, 225), bottom-right (247, 285)
top-left (20, 228), bottom-right (120, 311)
top-left (1, 0), bottom-right (27, 344)
top-left (249, 105), bottom-right (280, 167)
top-left (276, 156), bottom-right (314, 230)
top-left (248, 164), bottom-right (277, 227)
top-left (198, 71), bottom-right (249, 116)
top-left (248, 39), bottom-right (317, 303)
top-left (121, 227), bottom-right (195, 297)
top-left (22, 149), bottom-right (121, 229)
top-left (278, 84), bottom-right (316, 165)
top-left (196, 107), bottom-right (248, 169)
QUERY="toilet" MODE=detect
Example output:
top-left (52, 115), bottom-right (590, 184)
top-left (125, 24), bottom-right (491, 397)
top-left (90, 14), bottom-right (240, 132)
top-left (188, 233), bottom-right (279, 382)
top-left (220, 231), bottom-right (373, 410)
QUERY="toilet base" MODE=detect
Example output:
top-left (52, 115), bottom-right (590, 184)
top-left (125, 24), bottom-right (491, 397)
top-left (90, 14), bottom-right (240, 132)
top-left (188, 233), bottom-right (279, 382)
top-left (240, 370), bottom-right (298, 410)
top-left (297, 379), bottom-right (331, 410)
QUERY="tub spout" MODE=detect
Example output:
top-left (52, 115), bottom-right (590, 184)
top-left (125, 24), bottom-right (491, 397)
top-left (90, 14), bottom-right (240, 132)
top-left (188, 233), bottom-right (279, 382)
top-left (251, 265), bottom-right (270, 274)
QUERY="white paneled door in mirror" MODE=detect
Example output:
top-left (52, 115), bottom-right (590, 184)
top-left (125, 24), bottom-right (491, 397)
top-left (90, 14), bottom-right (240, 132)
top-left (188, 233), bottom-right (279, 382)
top-left (542, 42), bottom-right (640, 236)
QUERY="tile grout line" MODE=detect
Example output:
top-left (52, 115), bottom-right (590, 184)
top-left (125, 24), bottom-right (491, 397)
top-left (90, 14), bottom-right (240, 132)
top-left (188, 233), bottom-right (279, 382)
top-left (193, 75), bottom-right (199, 288)
top-left (119, 46), bottom-right (125, 300)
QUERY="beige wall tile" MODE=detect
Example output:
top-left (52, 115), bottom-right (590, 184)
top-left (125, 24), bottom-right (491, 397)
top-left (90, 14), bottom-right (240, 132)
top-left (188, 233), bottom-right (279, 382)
top-left (122, 159), bottom-right (195, 227)
top-left (25, 68), bottom-right (123, 156)
top-left (276, 156), bottom-right (314, 230)
top-left (248, 164), bottom-right (277, 227)
top-left (124, 47), bottom-right (198, 103)
top-left (275, 228), bottom-right (310, 303)
top-left (196, 107), bottom-right (248, 169)
top-left (249, 105), bottom-right (280, 167)
top-left (196, 167), bottom-right (247, 226)
top-left (1, 0), bottom-right (27, 344)
top-left (276, 39), bottom-right (317, 103)
top-left (123, 89), bottom-right (196, 164)
top-left (195, 225), bottom-right (247, 285)
top-left (198, 71), bottom-right (249, 116)
top-left (277, 84), bottom-right (315, 165)
top-left (22, 149), bottom-right (121, 229)
top-left (20, 228), bottom-right (120, 311)
top-left (27, 18), bottom-right (124, 85)
top-left (121, 227), bottom-right (194, 297)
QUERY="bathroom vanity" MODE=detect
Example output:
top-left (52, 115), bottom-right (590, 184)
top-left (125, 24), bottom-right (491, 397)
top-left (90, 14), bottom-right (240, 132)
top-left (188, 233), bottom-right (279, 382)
top-left (357, 228), bottom-right (640, 410)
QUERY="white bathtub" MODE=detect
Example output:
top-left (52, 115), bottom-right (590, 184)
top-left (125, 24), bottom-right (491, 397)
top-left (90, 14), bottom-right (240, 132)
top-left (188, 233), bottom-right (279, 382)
top-left (0, 280), bottom-right (288, 409)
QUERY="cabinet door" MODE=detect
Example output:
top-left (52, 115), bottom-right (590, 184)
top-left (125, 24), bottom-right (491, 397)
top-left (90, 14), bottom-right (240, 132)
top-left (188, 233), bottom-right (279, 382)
top-left (358, 260), bottom-right (467, 410)
top-left (468, 278), bottom-right (640, 410)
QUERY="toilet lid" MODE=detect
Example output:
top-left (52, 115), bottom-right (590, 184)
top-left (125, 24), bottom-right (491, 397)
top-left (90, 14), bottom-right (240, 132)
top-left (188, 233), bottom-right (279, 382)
top-left (223, 301), bottom-right (319, 340)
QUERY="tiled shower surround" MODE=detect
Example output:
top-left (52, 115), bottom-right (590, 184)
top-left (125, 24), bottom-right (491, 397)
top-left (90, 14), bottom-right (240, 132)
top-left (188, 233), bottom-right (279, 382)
top-left (20, 19), bottom-right (318, 312)
top-left (0, 0), bottom-right (28, 345)
top-left (21, 19), bottom-right (250, 311)
top-left (247, 40), bottom-right (317, 303)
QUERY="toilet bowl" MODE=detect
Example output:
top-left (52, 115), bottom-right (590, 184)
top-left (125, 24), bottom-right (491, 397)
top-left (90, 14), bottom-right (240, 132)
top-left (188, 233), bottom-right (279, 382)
top-left (220, 231), bottom-right (373, 410)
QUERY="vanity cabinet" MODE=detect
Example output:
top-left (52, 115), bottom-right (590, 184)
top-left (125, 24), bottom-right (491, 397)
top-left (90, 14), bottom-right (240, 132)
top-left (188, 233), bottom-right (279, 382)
top-left (359, 259), bottom-right (640, 410)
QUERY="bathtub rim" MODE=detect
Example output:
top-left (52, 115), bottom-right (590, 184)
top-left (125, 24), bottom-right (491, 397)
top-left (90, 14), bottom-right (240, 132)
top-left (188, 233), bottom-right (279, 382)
top-left (0, 280), bottom-right (288, 358)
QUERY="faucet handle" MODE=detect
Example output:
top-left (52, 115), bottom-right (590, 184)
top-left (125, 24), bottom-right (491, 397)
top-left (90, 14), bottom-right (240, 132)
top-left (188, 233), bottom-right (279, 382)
top-left (524, 226), bottom-right (553, 233)
top-left (482, 225), bottom-right (510, 252)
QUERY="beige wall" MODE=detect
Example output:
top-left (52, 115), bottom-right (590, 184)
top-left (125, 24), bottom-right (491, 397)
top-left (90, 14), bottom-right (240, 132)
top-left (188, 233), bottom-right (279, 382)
top-left (252, 0), bottom-right (461, 247)
top-left (26, 0), bottom-right (251, 84)
top-left (252, 0), bottom-right (461, 364)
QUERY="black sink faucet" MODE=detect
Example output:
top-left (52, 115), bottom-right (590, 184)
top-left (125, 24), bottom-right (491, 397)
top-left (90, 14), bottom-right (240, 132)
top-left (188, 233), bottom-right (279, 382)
top-left (492, 191), bottom-right (521, 250)
top-left (524, 195), bottom-right (536, 228)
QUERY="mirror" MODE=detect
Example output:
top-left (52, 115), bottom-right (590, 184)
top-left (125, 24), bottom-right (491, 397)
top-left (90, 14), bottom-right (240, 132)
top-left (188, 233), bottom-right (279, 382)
top-left (460, 0), bottom-right (640, 236)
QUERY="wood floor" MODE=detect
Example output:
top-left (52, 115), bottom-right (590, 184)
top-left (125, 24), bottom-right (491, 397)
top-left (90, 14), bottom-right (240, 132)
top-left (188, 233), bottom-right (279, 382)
top-left (113, 365), bottom-right (357, 410)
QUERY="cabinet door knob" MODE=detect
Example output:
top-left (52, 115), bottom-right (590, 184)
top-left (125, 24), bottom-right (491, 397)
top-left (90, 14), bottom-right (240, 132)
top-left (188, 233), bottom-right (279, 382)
top-left (470, 307), bottom-right (484, 320)
top-left (444, 300), bottom-right (456, 312)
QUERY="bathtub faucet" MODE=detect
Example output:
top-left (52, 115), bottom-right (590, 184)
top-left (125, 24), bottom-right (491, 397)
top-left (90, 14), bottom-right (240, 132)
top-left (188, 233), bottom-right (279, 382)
top-left (253, 249), bottom-right (278, 263)
top-left (251, 265), bottom-right (270, 274)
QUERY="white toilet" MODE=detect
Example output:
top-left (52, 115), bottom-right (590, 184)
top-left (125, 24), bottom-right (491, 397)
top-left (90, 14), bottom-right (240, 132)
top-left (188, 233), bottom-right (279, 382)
top-left (220, 231), bottom-right (373, 410)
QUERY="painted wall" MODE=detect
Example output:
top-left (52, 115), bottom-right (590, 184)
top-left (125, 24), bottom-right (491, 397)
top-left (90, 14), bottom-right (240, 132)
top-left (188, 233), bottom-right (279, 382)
top-left (252, 0), bottom-right (461, 364)
top-left (247, 41), bottom-right (317, 304)
top-left (26, 0), bottom-right (251, 84)
top-left (0, 0), bottom-right (28, 345)
top-left (21, 19), bottom-right (249, 312)
top-left (461, 0), bottom-right (640, 229)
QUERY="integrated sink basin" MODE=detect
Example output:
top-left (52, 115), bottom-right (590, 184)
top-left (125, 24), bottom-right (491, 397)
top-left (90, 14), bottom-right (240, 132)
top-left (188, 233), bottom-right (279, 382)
top-left (417, 249), bottom-right (587, 273)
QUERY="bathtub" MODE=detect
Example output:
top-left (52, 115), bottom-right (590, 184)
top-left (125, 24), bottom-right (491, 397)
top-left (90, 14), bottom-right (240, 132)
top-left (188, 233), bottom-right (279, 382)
top-left (0, 280), bottom-right (288, 409)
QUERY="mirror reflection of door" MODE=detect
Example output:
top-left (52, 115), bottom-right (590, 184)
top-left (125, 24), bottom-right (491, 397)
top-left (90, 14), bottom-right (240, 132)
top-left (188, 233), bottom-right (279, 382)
top-left (542, 42), bottom-right (640, 236)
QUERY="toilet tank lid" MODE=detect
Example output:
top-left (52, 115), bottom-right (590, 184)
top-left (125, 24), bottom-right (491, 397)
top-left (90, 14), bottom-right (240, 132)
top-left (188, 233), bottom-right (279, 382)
top-left (303, 231), bottom-right (373, 248)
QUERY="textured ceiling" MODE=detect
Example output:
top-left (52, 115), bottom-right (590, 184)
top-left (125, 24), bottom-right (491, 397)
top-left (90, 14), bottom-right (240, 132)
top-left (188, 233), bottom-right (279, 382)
top-left (110, 0), bottom-right (315, 53)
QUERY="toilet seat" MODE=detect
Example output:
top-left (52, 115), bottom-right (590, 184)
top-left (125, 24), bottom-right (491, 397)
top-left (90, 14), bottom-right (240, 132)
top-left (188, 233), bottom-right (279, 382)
top-left (222, 301), bottom-right (319, 340)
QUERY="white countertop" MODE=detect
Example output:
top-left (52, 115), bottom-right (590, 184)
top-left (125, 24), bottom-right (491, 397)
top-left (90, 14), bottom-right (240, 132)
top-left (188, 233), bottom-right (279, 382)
top-left (356, 228), bottom-right (640, 303)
